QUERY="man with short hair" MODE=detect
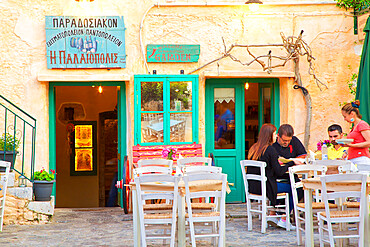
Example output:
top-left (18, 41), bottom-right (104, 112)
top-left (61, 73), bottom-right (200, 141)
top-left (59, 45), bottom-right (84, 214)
top-left (268, 124), bottom-right (306, 229)
top-left (272, 124), bottom-right (307, 164)
top-left (317, 124), bottom-right (348, 160)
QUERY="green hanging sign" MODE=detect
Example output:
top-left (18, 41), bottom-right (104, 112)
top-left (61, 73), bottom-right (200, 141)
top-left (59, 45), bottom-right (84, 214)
top-left (147, 44), bottom-right (200, 63)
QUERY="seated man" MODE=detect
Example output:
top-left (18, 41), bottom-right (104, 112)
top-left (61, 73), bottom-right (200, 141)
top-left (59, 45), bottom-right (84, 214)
top-left (273, 124), bottom-right (307, 165)
top-left (316, 124), bottom-right (348, 160)
top-left (269, 124), bottom-right (306, 228)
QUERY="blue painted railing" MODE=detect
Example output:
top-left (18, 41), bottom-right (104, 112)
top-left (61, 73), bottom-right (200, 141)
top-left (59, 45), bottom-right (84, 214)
top-left (0, 95), bottom-right (36, 183)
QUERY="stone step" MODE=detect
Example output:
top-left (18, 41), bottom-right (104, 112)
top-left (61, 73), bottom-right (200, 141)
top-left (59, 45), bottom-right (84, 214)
top-left (7, 186), bottom-right (33, 200)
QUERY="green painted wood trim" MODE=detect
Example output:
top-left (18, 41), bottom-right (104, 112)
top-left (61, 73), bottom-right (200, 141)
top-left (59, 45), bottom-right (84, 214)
top-left (48, 81), bottom-right (127, 205)
top-left (49, 84), bottom-right (57, 197)
top-left (133, 75), bottom-right (199, 145)
top-left (117, 85), bottom-right (127, 208)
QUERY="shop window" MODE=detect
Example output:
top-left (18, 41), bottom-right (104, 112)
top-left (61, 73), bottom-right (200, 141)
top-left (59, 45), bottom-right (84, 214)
top-left (134, 75), bottom-right (199, 145)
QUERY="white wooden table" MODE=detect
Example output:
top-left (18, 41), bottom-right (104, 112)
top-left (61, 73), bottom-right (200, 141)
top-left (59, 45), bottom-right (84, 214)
top-left (302, 176), bottom-right (370, 247)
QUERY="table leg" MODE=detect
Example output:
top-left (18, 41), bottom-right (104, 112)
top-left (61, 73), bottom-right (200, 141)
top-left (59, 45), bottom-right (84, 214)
top-left (178, 195), bottom-right (186, 247)
top-left (133, 189), bottom-right (141, 247)
top-left (305, 188), bottom-right (314, 247)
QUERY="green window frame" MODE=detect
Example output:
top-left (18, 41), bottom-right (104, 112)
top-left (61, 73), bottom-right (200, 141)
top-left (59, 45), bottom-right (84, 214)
top-left (134, 75), bottom-right (199, 145)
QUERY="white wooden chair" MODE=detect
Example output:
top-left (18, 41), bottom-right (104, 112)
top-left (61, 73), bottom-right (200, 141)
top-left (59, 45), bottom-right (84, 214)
top-left (183, 172), bottom-right (227, 247)
top-left (0, 161), bottom-right (11, 232)
top-left (289, 164), bottom-right (338, 245)
top-left (138, 159), bottom-right (173, 170)
top-left (183, 165), bottom-right (222, 175)
top-left (183, 165), bottom-right (222, 212)
top-left (240, 160), bottom-right (290, 233)
top-left (177, 157), bottom-right (212, 170)
top-left (134, 173), bottom-right (180, 247)
top-left (318, 173), bottom-right (367, 247)
top-left (133, 166), bottom-right (173, 211)
top-left (338, 162), bottom-right (358, 174)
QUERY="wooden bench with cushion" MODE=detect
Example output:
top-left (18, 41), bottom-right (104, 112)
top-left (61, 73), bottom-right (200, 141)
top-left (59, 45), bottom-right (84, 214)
top-left (132, 143), bottom-right (203, 169)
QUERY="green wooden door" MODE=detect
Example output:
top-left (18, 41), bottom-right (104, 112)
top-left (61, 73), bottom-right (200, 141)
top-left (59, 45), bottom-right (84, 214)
top-left (205, 78), bottom-right (280, 203)
top-left (205, 79), bottom-right (244, 202)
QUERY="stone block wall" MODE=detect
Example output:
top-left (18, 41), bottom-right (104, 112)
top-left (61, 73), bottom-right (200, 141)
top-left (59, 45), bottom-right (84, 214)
top-left (3, 195), bottom-right (52, 225)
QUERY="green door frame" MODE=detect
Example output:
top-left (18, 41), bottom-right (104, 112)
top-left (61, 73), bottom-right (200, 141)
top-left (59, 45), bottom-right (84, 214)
top-left (48, 81), bottom-right (127, 207)
top-left (205, 77), bottom-right (280, 202)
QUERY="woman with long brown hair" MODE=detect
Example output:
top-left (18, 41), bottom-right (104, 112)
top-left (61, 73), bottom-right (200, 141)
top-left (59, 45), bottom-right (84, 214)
top-left (247, 123), bottom-right (296, 229)
top-left (341, 100), bottom-right (370, 170)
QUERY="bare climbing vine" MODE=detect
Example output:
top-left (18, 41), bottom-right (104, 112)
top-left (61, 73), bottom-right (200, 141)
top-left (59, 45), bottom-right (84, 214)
top-left (189, 30), bottom-right (328, 148)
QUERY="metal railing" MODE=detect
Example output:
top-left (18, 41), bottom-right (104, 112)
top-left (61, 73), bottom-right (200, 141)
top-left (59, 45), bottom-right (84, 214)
top-left (0, 95), bottom-right (36, 183)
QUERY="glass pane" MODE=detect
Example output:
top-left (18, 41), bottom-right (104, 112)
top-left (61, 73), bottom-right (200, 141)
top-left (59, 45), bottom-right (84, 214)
top-left (141, 81), bottom-right (163, 111)
top-left (214, 88), bottom-right (235, 149)
top-left (141, 113), bottom-right (164, 143)
top-left (170, 113), bottom-right (192, 143)
top-left (263, 88), bottom-right (271, 124)
top-left (170, 81), bottom-right (192, 111)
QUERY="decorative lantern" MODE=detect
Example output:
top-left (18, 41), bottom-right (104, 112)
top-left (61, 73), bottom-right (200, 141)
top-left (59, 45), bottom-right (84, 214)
top-left (18, 175), bottom-right (27, 187)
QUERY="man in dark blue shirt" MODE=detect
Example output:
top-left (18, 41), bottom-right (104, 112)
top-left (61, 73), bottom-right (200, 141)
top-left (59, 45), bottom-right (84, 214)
top-left (272, 124), bottom-right (307, 165)
top-left (269, 124), bottom-right (306, 229)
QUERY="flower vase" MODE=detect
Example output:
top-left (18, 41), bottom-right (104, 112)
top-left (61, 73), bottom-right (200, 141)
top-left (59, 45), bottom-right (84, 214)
top-left (33, 180), bottom-right (54, 201)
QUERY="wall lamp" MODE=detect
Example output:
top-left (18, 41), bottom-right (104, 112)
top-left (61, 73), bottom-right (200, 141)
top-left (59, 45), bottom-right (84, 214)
top-left (245, 0), bottom-right (263, 11)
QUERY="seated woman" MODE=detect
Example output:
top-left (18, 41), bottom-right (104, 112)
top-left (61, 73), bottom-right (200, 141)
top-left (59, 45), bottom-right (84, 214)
top-left (247, 123), bottom-right (296, 229)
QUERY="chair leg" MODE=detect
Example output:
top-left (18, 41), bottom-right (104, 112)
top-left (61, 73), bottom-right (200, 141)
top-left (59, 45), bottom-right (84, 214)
top-left (295, 210), bottom-right (302, 245)
top-left (261, 201), bottom-right (267, 234)
top-left (318, 214), bottom-right (324, 247)
top-left (285, 195), bottom-right (290, 231)
top-left (247, 199), bottom-right (253, 231)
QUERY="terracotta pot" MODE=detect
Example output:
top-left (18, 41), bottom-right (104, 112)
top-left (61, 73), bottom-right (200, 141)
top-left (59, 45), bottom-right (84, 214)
top-left (33, 180), bottom-right (54, 201)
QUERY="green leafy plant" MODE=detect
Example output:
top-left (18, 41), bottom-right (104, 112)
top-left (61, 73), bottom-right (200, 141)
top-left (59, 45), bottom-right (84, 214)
top-left (335, 0), bottom-right (370, 11)
top-left (34, 168), bottom-right (56, 181)
top-left (0, 133), bottom-right (20, 152)
top-left (339, 65), bottom-right (358, 107)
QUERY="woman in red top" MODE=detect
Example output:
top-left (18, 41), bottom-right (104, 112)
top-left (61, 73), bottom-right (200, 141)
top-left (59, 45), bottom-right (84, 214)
top-left (341, 100), bottom-right (370, 170)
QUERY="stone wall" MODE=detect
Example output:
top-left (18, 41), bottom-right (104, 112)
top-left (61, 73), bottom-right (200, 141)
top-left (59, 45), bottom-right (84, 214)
top-left (3, 195), bottom-right (53, 225)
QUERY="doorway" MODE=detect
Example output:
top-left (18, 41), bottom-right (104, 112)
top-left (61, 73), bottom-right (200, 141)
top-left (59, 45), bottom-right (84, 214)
top-left (205, 78), bottom-right (279, 203)
top-left (49, 82), bottom-right (126, 208)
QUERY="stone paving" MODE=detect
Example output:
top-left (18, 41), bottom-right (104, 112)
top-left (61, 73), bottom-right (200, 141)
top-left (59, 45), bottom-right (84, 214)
top-left (0, 203), bottom-right (357, 246)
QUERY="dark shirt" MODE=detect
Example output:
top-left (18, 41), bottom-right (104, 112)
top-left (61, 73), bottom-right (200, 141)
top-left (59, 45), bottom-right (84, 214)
top-left (272, 136), bottom-right (306, 183)
top-left (247, 146), bottom-right (295, 206)
top-left (272, 136), bottom-right (306, 165)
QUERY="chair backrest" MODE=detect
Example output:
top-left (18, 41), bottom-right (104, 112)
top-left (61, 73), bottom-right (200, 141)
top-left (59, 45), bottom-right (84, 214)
top-left (0, 161), bottom-right (11, 232)
top-left (134, 173), bottom-right (179, 202)
top-left (183, 165), bottom-right (222, 174)
top-left (320, 173), bottom-right (367, 220)
top-left (138, 158), bottom-right (173, 169)
top-left (240, 160), bottom-right (267, 200)
top-left (177, 157), bottom-right (212, 170)
top-left (338, 161), bottom-right (358, 174)
top-left (134, 173), bottom-right (180, 246)
top-left (183, 172), bottom-right (227, 206)
top-left (133, 166), bottom-right (172, 177)
top-left (289, 165), bottom-right (327, 205)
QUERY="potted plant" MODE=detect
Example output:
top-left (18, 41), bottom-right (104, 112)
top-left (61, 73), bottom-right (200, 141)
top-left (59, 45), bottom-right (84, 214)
top-left (33, 168), bottom-right (56, 201)
top-left (0, 133), bottom-right (20, 171)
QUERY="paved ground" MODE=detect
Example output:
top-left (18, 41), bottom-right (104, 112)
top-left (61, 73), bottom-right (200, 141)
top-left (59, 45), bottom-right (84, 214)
top-left (0, 204), bottom-right (357, 246)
